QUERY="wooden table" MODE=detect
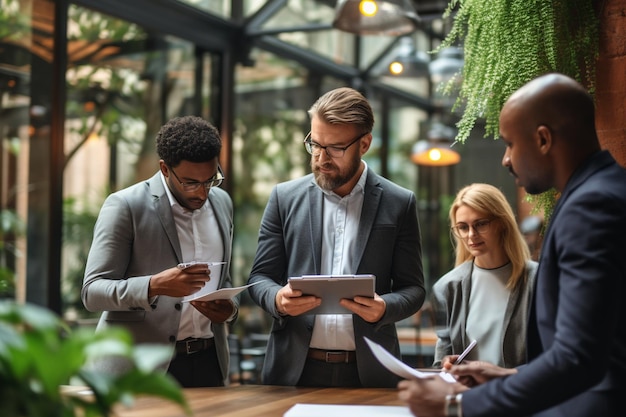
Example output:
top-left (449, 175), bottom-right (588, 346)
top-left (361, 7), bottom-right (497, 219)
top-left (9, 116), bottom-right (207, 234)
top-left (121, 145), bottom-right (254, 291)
top-left (114, 384), bottom-right (405, 417)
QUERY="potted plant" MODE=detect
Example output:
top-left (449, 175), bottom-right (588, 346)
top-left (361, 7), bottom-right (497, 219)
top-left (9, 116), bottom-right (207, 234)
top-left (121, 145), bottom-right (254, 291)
top-left (438, 0), bottom-right (599, 222)
top-left (0, 301), bottom-right (189, 417)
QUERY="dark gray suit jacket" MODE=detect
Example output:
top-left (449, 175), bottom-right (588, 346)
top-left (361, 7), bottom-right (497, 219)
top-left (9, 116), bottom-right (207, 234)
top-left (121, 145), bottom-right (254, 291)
top-left (464, 151), bottom-right (626, 416)
top-left (82, 172), bottom-right (236, 383)
top-left (248, 169), bottom-right (425, 387)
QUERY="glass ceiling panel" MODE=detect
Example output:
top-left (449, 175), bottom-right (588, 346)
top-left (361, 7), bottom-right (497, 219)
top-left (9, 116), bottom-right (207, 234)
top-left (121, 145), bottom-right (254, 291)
top-left (177, 0), bottom-right (231, 18)
top-left (258, 0), bottom-right (397, 70)
top-left (236, 47), bottom-right (306, 93)
top-left (263, 0), bottom-right (335, 28)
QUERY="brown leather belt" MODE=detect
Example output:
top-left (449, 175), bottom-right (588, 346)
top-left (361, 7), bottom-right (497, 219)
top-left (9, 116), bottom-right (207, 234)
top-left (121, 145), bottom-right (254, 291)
top-left (307, 348), bottom-right (356, 363)
top-left (175, 337), bottom-right (215, 355)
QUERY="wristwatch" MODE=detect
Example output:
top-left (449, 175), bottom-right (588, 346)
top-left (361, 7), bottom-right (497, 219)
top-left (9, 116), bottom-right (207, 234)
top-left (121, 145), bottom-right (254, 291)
top-left (445, 393), bottom-right (463, 417)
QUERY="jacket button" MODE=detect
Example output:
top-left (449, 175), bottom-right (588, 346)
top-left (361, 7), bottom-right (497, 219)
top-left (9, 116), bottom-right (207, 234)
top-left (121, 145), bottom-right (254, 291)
top-left (169, 335), bottom-right (176, 343)
top-left (175, 303), bottom-right (182, 311)
top-left (150, 304), bottom-right (157, 310)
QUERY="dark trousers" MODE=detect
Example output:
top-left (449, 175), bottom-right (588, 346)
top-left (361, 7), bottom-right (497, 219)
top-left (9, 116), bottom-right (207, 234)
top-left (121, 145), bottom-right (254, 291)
top-left (167, 345), bottom-right (224, 387)
top-left (297, 358), bottom-right (362, 387)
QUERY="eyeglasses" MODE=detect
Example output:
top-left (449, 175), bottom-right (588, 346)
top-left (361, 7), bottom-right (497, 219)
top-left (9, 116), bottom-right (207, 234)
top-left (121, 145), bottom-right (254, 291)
top-left (303, 131), bottom-right (366, 158)
top-left (451, 219), bottom-right (493, 239)
top-left (169, 165), bottom-right (225, 192)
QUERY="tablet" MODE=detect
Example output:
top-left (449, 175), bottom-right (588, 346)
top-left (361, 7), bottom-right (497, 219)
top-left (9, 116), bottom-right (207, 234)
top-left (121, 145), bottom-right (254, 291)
top-left (288, 274), bottom-right (375, 315)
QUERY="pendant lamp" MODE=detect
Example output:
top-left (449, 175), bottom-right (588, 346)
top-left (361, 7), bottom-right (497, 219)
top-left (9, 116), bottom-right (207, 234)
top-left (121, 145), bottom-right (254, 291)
top-left (333, 0), bottom-right (420, 36)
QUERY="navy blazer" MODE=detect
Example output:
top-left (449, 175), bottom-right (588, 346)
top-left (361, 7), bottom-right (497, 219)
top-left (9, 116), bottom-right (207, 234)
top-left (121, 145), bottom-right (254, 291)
top-left (464, 151), bottom-right (626, 417)
top-left (248, 169), bottom-right (425, 387)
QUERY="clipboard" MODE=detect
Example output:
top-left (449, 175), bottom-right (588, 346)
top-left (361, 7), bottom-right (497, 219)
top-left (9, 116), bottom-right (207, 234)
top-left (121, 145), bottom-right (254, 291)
top-left (287, 274), bottom-right (375, 314)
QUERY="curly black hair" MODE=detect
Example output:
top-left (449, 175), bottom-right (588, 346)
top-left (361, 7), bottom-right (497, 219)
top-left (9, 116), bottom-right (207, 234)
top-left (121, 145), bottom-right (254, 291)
top-left (156, 116), bottom-right (222, 167)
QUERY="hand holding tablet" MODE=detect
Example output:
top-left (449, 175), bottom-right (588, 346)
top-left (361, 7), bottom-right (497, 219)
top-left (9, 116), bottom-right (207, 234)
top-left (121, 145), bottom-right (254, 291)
top-left (288, 274), bottom-right (375, 315)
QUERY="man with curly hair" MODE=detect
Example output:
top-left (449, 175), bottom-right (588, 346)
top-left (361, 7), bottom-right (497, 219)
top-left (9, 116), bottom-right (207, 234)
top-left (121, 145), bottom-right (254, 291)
top-left (82, 115), bottom-right (236, 387)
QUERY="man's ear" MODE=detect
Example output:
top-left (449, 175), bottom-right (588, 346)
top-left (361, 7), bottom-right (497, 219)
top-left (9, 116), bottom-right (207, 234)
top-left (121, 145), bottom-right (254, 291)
top-left (359, 132), bottom-right (372, 155)
top-left (159, 160), bottom-right (169, 177)
top-left (536, 125), bottom-right (552, 155)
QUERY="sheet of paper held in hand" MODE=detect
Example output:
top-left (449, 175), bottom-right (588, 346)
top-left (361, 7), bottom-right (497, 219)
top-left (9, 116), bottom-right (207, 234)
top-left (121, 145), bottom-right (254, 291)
top-left (363, 337), bottom-right (456, 383)
top-left (178, 261), bottom-right (258, 302)
top-left (284, 403), bottom-right (413, 417)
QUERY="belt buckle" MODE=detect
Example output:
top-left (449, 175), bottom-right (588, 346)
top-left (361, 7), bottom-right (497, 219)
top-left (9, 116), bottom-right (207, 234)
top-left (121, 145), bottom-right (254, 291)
top-left (185, 339), bottom-right (199, 355)
top-left (325, 351), bottom-right (346, 363)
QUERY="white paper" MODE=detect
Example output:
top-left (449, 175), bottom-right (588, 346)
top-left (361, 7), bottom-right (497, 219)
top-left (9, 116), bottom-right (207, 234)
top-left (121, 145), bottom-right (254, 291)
top-left (178, 261), bottom-right (227, 297)
top-left (364, 337), bottom-right (456, 383)
top-left (284, 404), bottom-right (412, 417)
top-left (182, 282), bottom-right (259, 302)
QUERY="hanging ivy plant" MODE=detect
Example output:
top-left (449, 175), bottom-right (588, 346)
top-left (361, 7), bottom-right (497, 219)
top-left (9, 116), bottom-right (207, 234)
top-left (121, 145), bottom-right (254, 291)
top-left (438, 0), bottom-right (599, 222)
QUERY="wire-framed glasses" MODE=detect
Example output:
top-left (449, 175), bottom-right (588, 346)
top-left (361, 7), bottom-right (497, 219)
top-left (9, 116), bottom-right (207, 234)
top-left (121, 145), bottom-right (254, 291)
top-left (170, 165), bottom-right (225, 192)
top-left (451, 219), bottom-right (493, 239)
top-left (303, 131), bottom-right (366, 158)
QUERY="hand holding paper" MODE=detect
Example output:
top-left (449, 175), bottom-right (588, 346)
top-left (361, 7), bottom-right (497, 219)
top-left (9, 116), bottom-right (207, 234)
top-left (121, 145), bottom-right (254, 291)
top-left (183, 281), bottom-right (260, 302)
top-left (363, 337), bottom-right (456, 383)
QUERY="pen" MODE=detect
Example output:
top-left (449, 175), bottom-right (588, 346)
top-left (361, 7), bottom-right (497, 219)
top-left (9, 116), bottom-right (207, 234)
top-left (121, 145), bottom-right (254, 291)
top-left (454, 339), bottom-right (477, 364)
top-left (177, 261), bottom-right (227, 269)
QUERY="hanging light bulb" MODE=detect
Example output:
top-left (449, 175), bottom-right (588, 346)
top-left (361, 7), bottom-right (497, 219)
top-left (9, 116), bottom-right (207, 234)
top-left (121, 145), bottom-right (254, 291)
top-left (359, 0), bottom-right (378, 16)
top-left (387, 37), bottom-right (430, 78)
top-left (428, 148), bottom-right (442, 162)
top-left (389, 61), bottom-right (405, 75)
top-left (411, 122), bottom-right (461, 166)
top-left (333, 0), bottom-right (419, 36)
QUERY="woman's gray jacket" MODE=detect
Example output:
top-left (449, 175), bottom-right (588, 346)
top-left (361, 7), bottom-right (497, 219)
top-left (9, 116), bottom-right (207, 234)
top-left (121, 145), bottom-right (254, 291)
top-left (431, 260), bottom-right (538, 368)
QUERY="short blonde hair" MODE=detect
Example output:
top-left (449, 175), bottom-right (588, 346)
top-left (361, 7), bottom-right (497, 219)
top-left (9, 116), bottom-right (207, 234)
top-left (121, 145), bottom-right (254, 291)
top-left (449, 183), bottom-right (531, 289)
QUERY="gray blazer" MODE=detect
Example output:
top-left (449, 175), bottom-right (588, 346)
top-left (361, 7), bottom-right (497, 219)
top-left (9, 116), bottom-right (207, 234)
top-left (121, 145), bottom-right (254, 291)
top-left (81, 172), bottom-right (236, 383)
top-left (247, 169), bottom-right (425, 387)
top-left (431, 260), bottom-right (538, 368)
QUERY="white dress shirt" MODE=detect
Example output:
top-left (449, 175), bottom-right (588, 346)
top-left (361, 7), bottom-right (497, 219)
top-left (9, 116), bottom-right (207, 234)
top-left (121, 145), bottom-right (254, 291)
top-left (160, 173), bottom-right (224, 340)
top-left (309, 163), bottom-right (368, 351)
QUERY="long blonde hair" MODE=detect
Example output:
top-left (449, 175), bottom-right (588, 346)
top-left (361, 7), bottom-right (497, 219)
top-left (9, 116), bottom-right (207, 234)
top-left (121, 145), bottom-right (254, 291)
top-left (449, 183), bottom-right (531, 289)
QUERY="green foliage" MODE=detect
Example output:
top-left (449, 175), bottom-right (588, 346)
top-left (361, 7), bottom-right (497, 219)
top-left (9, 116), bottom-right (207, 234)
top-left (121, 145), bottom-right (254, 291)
top-left (0, 301), bottom-right (189, 417)
top-left (440, 0), bottom-right (599, 143)
top-left (525, 188), bottom-right (559, 233)
top-left (0, 0), bottom-right (27, 40)
top-left (439, 0), bottom-right (599, 220)
top-left (0, 209), bottom-right (25, 298)
top-left (62, 198), bottom-right (100, 318)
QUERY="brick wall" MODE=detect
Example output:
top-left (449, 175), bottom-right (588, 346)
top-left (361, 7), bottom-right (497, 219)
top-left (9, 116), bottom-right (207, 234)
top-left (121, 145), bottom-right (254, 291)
top-left (596, 0), bottom-right (626, 166)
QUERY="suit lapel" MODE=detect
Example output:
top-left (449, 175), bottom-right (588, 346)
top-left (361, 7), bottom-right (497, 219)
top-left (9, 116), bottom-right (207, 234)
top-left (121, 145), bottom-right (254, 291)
top-left (307, 182), bottom-right (323, 275)
top-left (207, 190), bottom-right (232, 284)
top-left (538, 151), bottom-right (612, 262)
top-left (148, 173), bottom-right (183, 262)
top-left (354, 171), bottom-right (382, 268)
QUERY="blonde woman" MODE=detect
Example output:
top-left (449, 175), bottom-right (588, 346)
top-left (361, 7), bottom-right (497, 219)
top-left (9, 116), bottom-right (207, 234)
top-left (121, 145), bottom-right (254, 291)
top-left (431, 183), bottom-right (537, 368)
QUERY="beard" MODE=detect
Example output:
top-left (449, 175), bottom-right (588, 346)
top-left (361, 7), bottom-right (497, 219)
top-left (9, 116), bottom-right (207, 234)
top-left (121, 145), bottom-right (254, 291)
top-left (312, 153), bottom-right (361, 192)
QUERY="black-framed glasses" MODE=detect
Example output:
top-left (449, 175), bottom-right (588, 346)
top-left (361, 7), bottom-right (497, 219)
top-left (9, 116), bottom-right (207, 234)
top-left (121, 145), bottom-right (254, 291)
top-left (303, 131), bottom-right (366, 158)
top-left (169, 165), bottom-right (225, 192)
top-left (451, 219), bottom-right (493, 239)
